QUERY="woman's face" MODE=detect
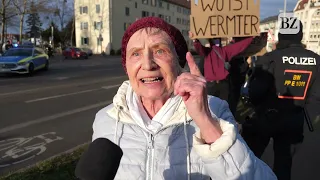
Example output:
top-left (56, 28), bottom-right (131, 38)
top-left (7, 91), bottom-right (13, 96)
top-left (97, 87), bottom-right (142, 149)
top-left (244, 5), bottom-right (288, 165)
top-left (125, 28), bottom-right (180, 100)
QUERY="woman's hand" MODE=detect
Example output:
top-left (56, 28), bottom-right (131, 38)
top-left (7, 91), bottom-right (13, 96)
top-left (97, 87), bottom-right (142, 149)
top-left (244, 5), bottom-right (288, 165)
top-left (174, 52), bottom-right (222, 143)
top-left (247, 56), bottom-right (252, 67)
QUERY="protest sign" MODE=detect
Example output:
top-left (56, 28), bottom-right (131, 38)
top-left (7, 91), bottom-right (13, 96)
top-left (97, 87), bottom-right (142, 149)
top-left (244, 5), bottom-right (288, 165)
top-left (190, 0), bottom-right (260, 38)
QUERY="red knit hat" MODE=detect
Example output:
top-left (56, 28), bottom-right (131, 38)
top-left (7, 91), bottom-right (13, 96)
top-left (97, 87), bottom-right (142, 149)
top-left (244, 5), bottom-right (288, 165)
top-left (121, 17), bottom-right (188, 72)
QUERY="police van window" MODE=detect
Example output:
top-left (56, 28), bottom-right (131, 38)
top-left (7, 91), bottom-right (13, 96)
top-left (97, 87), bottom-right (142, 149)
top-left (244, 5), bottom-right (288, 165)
top-left (37, 48), bottom-right (45, 54)
top-left (34, 49), bottom-right (41, 56)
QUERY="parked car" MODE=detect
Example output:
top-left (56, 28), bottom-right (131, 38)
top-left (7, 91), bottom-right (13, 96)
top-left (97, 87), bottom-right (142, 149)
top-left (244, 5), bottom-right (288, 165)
top-left (62, 47), bottom-right (88, 59)
top-left (80, 48), bottom-right (93, 56)
top-left (0, 46), bottom-right (49, 75)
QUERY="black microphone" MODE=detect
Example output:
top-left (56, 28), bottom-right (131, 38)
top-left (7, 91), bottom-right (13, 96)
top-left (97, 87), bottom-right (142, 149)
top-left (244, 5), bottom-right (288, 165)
top-left (75, 138), bottom-right (123, 180)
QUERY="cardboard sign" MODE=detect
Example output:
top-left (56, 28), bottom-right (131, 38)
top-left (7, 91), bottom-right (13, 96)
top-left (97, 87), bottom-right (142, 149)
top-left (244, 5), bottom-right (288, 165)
top-left (190, 0), bottom-right (260, 38)
top-left (278, 70), bottom-right (313, 100)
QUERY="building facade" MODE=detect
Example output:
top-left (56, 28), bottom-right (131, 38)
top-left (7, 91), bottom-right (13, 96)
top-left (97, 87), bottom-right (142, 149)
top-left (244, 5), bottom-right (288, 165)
top-left (294, 0), bottom-right (320, 54)
top-left (74, 0), bottom-right (191, 55)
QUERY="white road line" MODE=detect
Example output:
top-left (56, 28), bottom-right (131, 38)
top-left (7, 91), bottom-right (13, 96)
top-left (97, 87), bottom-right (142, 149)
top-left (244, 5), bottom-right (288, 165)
top-left (54, 77), bottom-right (70, 80)
top-left (25, 84), bottom-right (121, 103)
top-left (0, 76), bottom-right (127, 97)
top-left (25, 89), bottom-right (101, 103)
top-left (101, 84), bottom-right (121, 90)
top-left (0, 100), bottom-right (112, 134)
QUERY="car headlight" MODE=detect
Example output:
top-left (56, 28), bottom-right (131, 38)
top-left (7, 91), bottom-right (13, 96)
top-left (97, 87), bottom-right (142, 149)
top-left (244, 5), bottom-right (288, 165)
top-left (17, 62), bottom-right (28, 66)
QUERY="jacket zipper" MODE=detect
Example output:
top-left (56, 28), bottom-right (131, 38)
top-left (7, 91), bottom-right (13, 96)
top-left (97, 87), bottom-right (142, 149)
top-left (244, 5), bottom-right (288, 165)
top-left (146, 134), bottom-right (154, 180)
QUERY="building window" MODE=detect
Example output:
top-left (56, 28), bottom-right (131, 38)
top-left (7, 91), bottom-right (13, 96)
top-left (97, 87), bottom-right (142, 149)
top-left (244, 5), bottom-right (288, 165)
top-left (151, 0), bottom-right (157, 6)
top-left (177, 18), bottom-right (181, 24)
top-left (177, 6), bottom-right (181, 13)
top-left (167, 3), bottom-right (169, 10)
top-left (183, 8), bottom-right (190, 15)
top-left (81, 37), bottom-right (89, 45)
top-left (142, 11), bottom-right (149, 17)
top-left (125, 7), bottom-right (130, 16)
top-left (165, 16), bottom-right (170, 23)
top-left (158, 14), bottom-right (164, 19)
top-left (124, 23), bottom-right (131, 31)
top-left (142, 0), bottom-right (148, 5)
top-left (152, 12), bottom-right (155, 16)
top-left (80, 22), bottom-right (88, 30)
top-left (80, 6), bottom-right (88, 14)
top-left (96, 4), bottom-right (100, 13)
top-left (135, 2), bottom-right (138, 8)
top-left (159, 0), bottom-right (163, 8)
top-left (94, 21), bottom-right (103, 30)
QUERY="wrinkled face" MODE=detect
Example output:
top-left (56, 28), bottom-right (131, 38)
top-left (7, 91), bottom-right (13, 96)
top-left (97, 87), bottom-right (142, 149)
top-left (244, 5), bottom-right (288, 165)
top-left (126, 28), bottom-right (180, 100)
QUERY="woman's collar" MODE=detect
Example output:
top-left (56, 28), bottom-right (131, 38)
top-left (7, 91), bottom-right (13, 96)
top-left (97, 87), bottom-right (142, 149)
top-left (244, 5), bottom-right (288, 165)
top-left (108, 80), bottom-right (193, 126)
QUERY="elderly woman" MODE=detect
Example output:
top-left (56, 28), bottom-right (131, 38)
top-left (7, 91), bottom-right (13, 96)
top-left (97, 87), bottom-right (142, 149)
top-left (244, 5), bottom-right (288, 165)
top-left (92, 17), bottom-right (276, 180)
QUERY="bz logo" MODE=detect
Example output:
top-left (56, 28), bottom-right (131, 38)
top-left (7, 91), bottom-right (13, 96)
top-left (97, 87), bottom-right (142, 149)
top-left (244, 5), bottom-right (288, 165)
top-left (278, 12), bottom-right (301, 35)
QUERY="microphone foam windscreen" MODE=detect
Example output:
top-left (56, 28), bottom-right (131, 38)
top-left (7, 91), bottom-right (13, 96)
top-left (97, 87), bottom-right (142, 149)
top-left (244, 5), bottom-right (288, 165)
top-left (75, 138), bottom-right (123, 180)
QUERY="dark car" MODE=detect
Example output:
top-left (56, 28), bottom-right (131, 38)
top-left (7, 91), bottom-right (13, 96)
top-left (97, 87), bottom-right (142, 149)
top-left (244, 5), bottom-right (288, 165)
top-left (62, 47), bottom-right (88, 59)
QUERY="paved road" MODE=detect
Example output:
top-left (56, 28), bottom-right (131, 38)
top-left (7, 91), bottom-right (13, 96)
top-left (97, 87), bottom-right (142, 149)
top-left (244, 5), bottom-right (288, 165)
top-left (0, 55), bottom-right (128, 175)
top-left (0, 55), bottom-right (319, 180)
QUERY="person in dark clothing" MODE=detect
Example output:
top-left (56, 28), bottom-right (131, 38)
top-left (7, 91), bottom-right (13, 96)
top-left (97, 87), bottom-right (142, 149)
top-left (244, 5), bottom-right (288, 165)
top-left (243, 20), bottom-right (320, 180)
top-left (5, 40), bottom-right (13, 51)
top-left (189, 31), bottom-right (253, 101)
top-left (228, 38), bottom-right (250, 116)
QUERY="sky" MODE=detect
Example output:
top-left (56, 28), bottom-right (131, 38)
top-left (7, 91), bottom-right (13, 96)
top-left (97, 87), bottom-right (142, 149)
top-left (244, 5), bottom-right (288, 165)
top-left (7, 0), bottom-right (299, 34)
top-left (260, 0), bottom-right (298, 19)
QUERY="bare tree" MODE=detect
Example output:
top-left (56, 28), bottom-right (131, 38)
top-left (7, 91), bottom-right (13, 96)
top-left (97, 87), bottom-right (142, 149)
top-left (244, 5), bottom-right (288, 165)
top-left (0, 0), bottom-right (16, 46)
top-left (54, 0), bottom-right (72, 30)
top-left (12, 0), bottom-right (51, 41)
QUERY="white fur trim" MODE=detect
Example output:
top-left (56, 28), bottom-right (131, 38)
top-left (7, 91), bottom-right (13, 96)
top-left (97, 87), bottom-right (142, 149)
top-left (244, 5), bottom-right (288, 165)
top-left (193, 119), bottom-right (237, 159)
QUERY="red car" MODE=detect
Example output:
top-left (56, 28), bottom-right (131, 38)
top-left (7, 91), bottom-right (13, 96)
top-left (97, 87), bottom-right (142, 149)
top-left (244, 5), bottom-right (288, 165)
top-left (62, 47), bottom-right (88, 59)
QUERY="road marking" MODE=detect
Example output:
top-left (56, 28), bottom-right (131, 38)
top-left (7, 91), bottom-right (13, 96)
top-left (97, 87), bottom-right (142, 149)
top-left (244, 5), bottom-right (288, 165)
top-left (25, 84), bottom-right (121, 103)
top-left (54, 77), bottom-right (70, 80)
top-left (25, 89), bottom-right (101, 103)
top-left (0, 76), bottom-right (127, 97)
top-left (0, 100), bottom-right (112, 134)
top-left (101, 84), bottom-right (121, 90)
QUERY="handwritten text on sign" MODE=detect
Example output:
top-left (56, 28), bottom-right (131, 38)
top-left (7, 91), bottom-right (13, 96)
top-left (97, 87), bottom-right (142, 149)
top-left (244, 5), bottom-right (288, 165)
top-left (190, 0), bottom-right (260, 38)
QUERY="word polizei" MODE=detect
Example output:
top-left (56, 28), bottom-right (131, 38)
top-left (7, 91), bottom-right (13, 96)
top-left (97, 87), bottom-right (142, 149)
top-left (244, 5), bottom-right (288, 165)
top-left (282, 56), bottom-right (317, 66)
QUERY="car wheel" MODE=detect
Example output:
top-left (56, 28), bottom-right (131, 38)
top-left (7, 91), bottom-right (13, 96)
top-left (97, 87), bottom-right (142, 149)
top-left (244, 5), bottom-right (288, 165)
top-left (44, 60), bottom-right (49, 71)
top-left (28, 63), bottom-right (34, 76)
top-left (84, 55), bottom-right (88, 59)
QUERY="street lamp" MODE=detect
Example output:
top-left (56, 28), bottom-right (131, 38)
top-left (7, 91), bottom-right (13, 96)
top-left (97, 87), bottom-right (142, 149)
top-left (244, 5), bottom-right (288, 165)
top-left (283, 0), bottom-right (287, 16)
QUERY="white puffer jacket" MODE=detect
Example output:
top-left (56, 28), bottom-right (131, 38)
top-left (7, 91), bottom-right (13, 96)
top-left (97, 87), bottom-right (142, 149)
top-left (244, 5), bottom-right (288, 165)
top-left (92, 81), bottom-right (277, 180)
